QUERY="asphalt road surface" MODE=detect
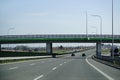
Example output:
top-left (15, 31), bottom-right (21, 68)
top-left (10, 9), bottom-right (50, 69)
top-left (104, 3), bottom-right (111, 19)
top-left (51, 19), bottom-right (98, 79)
top-left (0, 49), bottom-right (120, 80)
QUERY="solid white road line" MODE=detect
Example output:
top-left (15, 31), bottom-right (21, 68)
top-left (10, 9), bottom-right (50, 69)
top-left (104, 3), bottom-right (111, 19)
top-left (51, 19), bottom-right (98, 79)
top-left (34, 75), bottom-right (44, 80)
top-left (52, 67), bottom-right (57, 70)
top-left (85, 55), bottom-right (114, 80)
top-left (9, 67), bottom-right (18, 70)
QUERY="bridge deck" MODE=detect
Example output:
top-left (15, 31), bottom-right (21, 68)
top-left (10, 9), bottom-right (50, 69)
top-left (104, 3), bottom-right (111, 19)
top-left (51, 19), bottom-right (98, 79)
top-left (0, 34), bottom-right (120, 44)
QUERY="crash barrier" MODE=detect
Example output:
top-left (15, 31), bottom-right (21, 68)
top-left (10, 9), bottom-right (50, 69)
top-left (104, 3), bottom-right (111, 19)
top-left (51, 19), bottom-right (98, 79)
top-left (94, 55), bottom-right (120, 68)
top-left (0, 51), bottom-right (51, 57)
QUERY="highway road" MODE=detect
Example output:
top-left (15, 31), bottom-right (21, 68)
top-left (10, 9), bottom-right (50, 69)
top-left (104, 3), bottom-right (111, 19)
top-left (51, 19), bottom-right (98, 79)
top-left (0, 49), bottom-right (120, 80)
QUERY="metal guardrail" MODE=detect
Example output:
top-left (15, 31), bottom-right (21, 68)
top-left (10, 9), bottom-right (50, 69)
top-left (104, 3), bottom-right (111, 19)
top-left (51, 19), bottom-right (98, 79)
top-left (0, 34), bottom-right (120, 39)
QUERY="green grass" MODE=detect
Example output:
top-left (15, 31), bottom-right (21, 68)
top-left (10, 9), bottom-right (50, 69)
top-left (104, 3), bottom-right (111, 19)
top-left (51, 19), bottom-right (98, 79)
top-left (101, 48), bottom-right (110, 54)
top-left (53, 49), bottom-right (69, 54)
top-left (102, 48), bottom-right (120, 54)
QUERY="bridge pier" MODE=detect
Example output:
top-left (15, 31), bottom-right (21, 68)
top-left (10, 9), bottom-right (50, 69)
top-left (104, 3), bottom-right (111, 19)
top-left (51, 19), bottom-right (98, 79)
top-left (46, 42), bottom-right (52, 54)
top-left (0, 44), bottom-right (1, 52)
top-left (96, 42), bottom-right (101, 57)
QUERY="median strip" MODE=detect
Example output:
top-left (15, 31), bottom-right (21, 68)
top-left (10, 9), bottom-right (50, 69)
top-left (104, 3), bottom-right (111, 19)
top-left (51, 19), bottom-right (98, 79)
top-left (0, 56), bottom-right (51, 64)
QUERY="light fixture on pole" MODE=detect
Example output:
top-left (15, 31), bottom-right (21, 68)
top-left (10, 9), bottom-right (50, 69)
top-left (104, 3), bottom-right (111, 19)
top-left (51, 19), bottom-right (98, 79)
top-left (7, 27), bottom-right (15, 50)
top-left (7, 27), bottom-right (15, 35)
top-left (91, 15), bottom-right (102, 39)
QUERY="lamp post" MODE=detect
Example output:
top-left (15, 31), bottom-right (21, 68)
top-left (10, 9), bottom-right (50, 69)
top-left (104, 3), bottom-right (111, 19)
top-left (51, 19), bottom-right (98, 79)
top-left (86, 12), bottom-right (88, 38)
top-left (91, 15), bottom-right (102, 57)
top-left (91, 26), bottom-right (97, 36)
top-left (91, 15), bottom-right (102, 39)
top-left (7, 27), bottom-right (15, 35)
top-left (7, 27), bottom-right (15, 50)
top-left (112, 0), bottom-right (114, 59)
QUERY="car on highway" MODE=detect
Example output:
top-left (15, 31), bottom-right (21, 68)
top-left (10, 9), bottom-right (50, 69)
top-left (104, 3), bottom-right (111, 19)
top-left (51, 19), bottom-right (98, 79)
top-left (82, 53), bottom-right (86, 57)
top-left (110, 47), bottom-right (120, 56)
top-left (71, 53), bottom-right (75, 56)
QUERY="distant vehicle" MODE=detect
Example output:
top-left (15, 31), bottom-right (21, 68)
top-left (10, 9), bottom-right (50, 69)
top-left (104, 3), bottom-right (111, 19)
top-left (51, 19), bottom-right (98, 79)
top-left (110, 47), bottom-right (120, 56)
top-left (82, 53), bottom-right (86, 57)
top-left (71, 53), bottom-right (75, 56)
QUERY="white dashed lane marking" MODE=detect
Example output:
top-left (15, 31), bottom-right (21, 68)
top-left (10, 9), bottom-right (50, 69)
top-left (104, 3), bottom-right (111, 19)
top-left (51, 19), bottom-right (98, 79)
top-left (60, 64), bottom-right (63, 66)
top-left (52, 67), bottom-right (57, 70)
top-left (9, 67), bottom-right (18, 70)
top-left (34, 75), bottom-right (44, 80)
top-left (64, 62), bottom-right (66, 63)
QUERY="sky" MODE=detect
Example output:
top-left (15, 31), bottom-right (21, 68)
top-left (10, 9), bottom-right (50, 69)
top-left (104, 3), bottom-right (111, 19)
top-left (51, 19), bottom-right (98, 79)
top-left (0, 0), bottom-right (120, 47)
top-left (0, 0), bottom-right (120, 35)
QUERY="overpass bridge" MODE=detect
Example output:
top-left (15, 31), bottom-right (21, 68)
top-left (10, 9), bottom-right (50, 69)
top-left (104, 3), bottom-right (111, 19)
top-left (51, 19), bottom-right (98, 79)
top-left (0, 34), bottom-right (120, 56)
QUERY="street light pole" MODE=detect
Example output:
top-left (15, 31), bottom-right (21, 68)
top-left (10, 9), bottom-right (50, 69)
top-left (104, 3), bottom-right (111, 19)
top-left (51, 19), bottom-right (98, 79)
top-left (91, 15), bottom-right (102, 39)
top-left (91, 26), bottom-right (97, 36)
top-left (112, 0), bottom-right (114, 59)
top-left (7, 28), bottom-right (15, 35)
top-left (7, 27), bottom-right (15, 50)
top-left (91, 15), bottom-right (102, 57)
top-left (86, 12), bottom-right (88, 38)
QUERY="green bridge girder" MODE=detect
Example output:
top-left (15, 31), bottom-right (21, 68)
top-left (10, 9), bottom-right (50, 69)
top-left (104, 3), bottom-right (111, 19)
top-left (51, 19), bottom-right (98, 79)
top-left (0, 38), bottom-right (120, 44)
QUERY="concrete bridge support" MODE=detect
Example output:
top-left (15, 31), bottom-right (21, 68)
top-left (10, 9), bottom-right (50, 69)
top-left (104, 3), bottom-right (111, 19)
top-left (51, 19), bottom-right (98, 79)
top-left (46, 42), bottom-right (52, 54)
top-left (96, 42), bottom-right (101, 57)
top-left (0, 44), bottom-right (1, 52)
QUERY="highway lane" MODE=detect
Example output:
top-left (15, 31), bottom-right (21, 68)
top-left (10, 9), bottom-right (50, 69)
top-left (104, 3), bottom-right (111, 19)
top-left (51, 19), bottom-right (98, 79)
top-left (0, 49), bottom-right (120, 80)
top-left (42, 50), bottom-right (107, 80)
top-left (0, 58), bottom-right (71, 80)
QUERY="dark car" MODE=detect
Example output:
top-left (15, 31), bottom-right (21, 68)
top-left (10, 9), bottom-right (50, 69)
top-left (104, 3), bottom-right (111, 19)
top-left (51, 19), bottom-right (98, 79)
top-left (82, 53), bottom-right (86, 57)
top-left (71, 53), bottom-right (75, 56)
top-left (110, 47), bottom-right (120, 56)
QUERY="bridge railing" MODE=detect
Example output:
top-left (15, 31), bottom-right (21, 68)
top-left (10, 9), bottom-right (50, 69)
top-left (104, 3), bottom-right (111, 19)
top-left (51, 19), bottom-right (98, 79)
top-left (0, 34), bottom-right (120, 39)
